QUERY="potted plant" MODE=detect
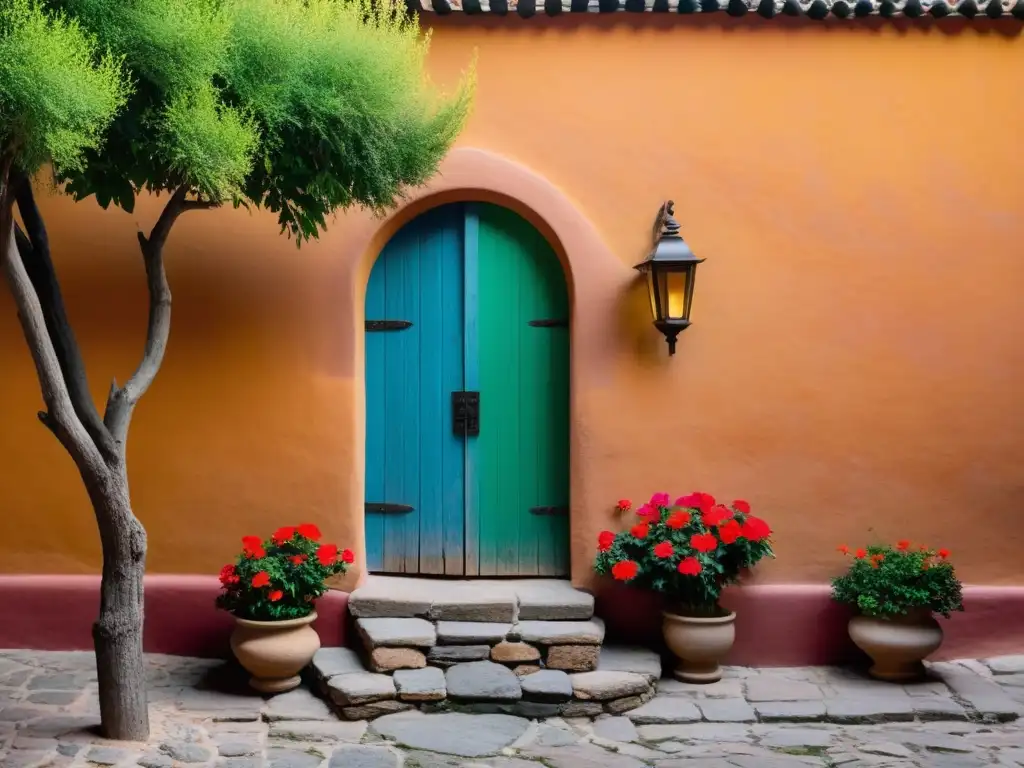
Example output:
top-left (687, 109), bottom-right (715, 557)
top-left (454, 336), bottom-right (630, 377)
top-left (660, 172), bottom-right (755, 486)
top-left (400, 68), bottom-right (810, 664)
top-left (832, 541), bottom-right (963, 682)
top-left (216, 524), bottom-right (353, 693)
top-left (594, 493), bottom-right (774, 683)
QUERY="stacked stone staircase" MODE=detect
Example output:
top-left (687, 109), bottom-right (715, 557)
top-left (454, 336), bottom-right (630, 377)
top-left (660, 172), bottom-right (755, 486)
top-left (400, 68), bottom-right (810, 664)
top-left (310, 577), bottom-right (663, 720)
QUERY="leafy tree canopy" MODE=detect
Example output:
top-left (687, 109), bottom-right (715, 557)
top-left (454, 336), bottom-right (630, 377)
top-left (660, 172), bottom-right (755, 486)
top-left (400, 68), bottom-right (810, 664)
top-left (53, 0), bottom-right (474, 240)
top-left (0, 0), bottom-right (129, 176)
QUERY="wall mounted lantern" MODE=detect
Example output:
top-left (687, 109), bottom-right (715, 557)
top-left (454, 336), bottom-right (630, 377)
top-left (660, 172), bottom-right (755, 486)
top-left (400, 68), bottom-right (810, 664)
top-left (634, 201), bottom-right (705, 356)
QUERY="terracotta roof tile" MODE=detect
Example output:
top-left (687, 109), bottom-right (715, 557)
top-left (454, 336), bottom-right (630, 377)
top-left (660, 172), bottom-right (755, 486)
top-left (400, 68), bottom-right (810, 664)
top-left (409, 0), bottom-right (1023, 19)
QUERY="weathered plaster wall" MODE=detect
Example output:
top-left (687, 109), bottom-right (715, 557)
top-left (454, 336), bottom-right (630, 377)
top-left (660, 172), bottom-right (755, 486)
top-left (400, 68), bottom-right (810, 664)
top-left (1, 18), bottom-right (1023, 593)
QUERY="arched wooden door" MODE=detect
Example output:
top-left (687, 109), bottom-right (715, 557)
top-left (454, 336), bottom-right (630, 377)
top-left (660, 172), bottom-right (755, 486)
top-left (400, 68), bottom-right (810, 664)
top-left (364, 203), bottom-right (569, 576)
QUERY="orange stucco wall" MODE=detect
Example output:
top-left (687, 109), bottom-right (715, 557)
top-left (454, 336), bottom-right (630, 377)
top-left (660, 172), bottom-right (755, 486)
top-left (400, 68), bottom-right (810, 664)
top-left (2, 17), bottom-right (1023, 591)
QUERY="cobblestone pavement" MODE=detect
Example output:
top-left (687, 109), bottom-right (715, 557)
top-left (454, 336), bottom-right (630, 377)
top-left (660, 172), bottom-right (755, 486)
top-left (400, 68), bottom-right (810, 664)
top-left (1, 650), bottom-right (1023, 767)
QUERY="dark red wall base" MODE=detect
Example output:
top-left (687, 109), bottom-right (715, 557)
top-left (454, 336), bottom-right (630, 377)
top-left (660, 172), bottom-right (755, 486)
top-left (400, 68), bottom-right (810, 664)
top-left (596, 583), bottom-right (1024, 666)
top-left (0, 575), bottom-right (347, 658)
top-left (2, 575), bottom-right (1019, 665)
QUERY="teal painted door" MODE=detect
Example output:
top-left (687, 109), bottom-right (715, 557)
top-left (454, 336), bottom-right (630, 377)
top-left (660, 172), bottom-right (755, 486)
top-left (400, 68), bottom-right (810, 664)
top-left (365, 203), bottom-right (569, 576)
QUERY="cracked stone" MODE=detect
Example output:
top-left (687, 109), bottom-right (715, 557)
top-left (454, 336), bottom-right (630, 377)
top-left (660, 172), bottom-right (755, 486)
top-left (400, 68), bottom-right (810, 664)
top-left (393, 667), bottom-right (446, 702)
top-left (160, 741), bottom-right (212, 763)
top-left (546, 645), bottom-right (599, 672)
top-left (446, 661), bottom-right (522, 701)
top-left (369, 647), bottom-right (426, 673)
top-left (328, 744), bottom-right (400, 768)
top-left (571, 671), bottom-right (651, 701)
top-left (754, 700), bottom-right (827, 722)
top-left (520, 670), bottom-right (573, 703)
top-left (326, 672), bottom-right (396, 706)
top-left (371, 712), bottom-right (530, 757)
top-left (436, 622), bottom-right (512, 645)
top-left (516, 620), bottom-right (605, 645)
top-left (266, 747), bottom-right (325, 768)
top-left (490, 642), bottom-right (541, 663)
top-left (698, 698), bottom-right (756, 722)
top-left (626, 696), bottom-right (701, 724)
top-left (357, 618), bottom-right (436, 648)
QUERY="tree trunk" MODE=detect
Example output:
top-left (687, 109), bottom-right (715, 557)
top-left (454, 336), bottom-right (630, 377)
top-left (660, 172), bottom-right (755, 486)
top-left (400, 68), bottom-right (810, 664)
top-left (86, 461), bottom-right (149, 741)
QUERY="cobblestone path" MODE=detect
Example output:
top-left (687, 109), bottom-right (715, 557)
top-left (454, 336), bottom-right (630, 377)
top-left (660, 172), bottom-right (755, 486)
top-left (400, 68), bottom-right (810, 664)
top-left (2, 650), bottom-right (1022, 767)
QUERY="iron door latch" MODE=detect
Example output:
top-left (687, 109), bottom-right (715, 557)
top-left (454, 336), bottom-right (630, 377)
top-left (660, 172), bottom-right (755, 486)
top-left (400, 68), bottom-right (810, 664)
top-left (452, 391), bottom-right (480, 437)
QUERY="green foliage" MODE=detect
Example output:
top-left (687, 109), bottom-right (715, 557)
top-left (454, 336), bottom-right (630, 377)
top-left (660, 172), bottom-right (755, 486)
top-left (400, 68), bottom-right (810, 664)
top-left (52, 0), bottom-right (472, 234)
top-left (0, 0), bottom-right (129, 175)
top-left (216, 524), bottom-right (352, 622)
top-left (224, 0), bottom-right (475, 240)
top-left (831, 543), bottom-right (963, 619)
top-left (593, 493), bottom-right (774, 615)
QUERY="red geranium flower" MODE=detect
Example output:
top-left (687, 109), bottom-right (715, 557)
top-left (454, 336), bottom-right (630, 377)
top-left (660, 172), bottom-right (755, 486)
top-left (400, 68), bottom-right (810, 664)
top-left (218, 564), bottom-right (239, 587)
top-left (695, 493), bottom-right (716, 512)
top-left (636, 503), bottom-right (657, 519)
top-left (677, 557), bottom-right (702, 576)
top-left (297, 523), bottom-right (322, 541)
top-left (341, 549), bottom-right (355, 564)
top-left (598, 531), bottom-right (615, 552)
top-left (251, 571), bottom-right (271, 588)
top-left (631, 523), bottom-right (650, 539)
top-left (316, 544), bottom-right (339, 567)
top-left (268, 590), bottom-right (284, 602)
top-left (290, 554), bottom-right (307, 565)
top-left (611, 560), bottom-right (639, 581)
top-left (855, 548), bottom-right (867, 559)
top-left (732, 500), bottom-right (751, 514)
top-left (896, 540), bottom-right (911, 551)
top-left (675, 493), bottom-right (701, 508)
top-left (653, 541), bottom-right (674, 558)
top-left (650, 492), bottom-right (671, 508)
top-left (691, 533), bottom-right (718, 553)
top-left (241, 536), bottom-right (265, 559)
top-left (666, 511), bottom-right (690, 530)
top-left (272, 526), bottom-right (297, 545)
top-left (937, 548), bottom-right (950, 559)
top-left (718, 519), bottom-right (742, 545)
top-left (837, 545), bottom-right (850, 555)
top-left (740, 516), bottom-right (771, 542)
top-left (702, 505), bottom-right (732, 527)
top-left (616, 499), bottom-right (632, 512)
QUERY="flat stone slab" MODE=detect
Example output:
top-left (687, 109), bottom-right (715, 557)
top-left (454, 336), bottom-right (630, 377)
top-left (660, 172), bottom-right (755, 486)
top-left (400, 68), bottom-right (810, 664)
top-left (516, 619), bottom-right (605, 645)
top-left (427, 645), bottom-right (491, 665)
top-left (264, 688), bottom-right (334, 721)
top-left (312, 647), bottom-right (365, 680)
top-left (328, 745), bottom-right (400, 768)
top-left (930, 662), bottom-right (1023, 721)
top-left (520, 670), bottom-right (573, 702)
top-left (759, 727), bottom-right (834, 748)
top-left (349, 577), bottom-right (434, 618)
top-left (571, 671), bottom-right (652, 701)
top-left (986, 655), bottom-right (1024, 675)
top-left (745, 677), bottom-right (823, 701)
top-left (698, 698), bottom-right (757, 722)
top-left (625, 695), bottom-right (702, 724)
top-left (371, 712), bottom-right (530, 757)
top-left (514, 580), bottom-right (595, 620)
top-left (429, 584), bottom-right (518, 623)
top-left (268, 720), bottom-right (368, 742)
top-left (393, 667), bottom-right (446, 702)
top-left (326, 672), bottom-right (396, 706)
top-left (753, 700), bottom-right (827, 722)
top-left (436, 622), bottom-right (512, 644)
top-left (824, 696), bottom-right (915, 723)
top-left (357, 618), bottom-right (436, 648)
top-left (446, 661), bottom-right (522, 701)
top-left (597, 646), bottom-right (662, 682)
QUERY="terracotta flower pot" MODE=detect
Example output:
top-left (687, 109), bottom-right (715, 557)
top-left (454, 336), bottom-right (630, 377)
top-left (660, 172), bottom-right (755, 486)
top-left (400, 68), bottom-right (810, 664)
top-left (848, 608), bottom-right (943, 682)
top-left (662, 609), bottom-right (736, 683)
top-left (230, 611), bottom-right (321, 693)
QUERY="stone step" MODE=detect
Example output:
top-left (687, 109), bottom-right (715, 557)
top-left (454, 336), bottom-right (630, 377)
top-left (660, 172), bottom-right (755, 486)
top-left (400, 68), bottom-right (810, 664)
top-left (309, 645), bottom-right (662, 721)
top-left (349, 576), bottom-right (594, 622)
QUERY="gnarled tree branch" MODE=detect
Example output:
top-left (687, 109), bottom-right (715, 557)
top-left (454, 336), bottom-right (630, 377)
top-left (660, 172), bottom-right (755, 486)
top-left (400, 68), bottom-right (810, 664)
top-left (12, 173), bottom-right (120, 460)
top-left (103, 185), bottom-right (193, 443)
top-left (1, 184), bottom-right (105, 475)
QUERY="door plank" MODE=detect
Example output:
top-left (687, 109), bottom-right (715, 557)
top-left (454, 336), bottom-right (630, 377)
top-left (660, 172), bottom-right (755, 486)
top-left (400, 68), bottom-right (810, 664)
top-left (476, 205), bottom-right (570, 577)
top-left (462, 206), bottom-right (481, 576)
top-left (365, 205), bottom-right (466, 574)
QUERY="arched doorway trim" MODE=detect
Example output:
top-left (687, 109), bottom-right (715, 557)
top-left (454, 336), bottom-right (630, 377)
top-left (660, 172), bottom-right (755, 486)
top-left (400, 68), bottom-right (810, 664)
top-left (342, 148), bottom-right (625, 585)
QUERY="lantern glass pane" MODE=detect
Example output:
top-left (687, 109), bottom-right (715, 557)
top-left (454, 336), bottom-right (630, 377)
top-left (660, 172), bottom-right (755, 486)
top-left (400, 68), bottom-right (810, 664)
top-left (666, 269), bottom-right (689, 320)
top-left (646, 270), bottom-right (658, 321)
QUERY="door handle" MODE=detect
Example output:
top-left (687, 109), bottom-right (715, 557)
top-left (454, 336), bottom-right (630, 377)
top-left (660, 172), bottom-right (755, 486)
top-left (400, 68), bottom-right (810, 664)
top-left (452, 391), bottom-right (480, 437)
